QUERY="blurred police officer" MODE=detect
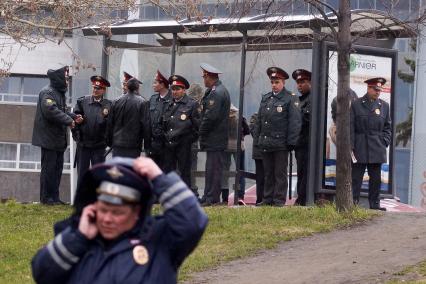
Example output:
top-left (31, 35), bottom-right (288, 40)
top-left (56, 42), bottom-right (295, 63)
top-left (292, 69), bottom-right (311, 206)
top-left (162, 75), bottom-right (200, 188)
top-left (254, 67), bottom-right (301, 206)
top-left (32, 156), bottom-right (208, 283)
top-left (148, 70), bottom-right (171, 169)
top-left (32, 66), bottom-right (76, 205)
top-left (106, 78), bottom-right (150, 158)
top-left (198, 63), bottom-right (230, 206)
top-left (73, 76), bottom-right (112, 183)
top-left (122, 71), bottom-right (142, 96)
top-left (351, 77), bottom-right (391, 211)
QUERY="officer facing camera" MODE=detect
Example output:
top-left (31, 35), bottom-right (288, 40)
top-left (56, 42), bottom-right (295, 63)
top-left (32, 156), bottom-right (208, 283)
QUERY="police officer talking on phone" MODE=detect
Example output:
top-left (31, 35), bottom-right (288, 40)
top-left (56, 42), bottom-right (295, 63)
top-left (32, 156), bottom-right (208, 283)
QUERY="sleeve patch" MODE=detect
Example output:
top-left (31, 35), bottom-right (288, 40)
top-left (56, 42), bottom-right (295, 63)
top-left (45, 99), bottom-right (55, 106)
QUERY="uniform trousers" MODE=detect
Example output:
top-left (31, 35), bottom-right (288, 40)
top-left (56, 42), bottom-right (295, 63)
top-left (40, 148), bottom-right (64, 203)
top-left (76, 146), bottom-right (106, 183)
top-left (295, 145), bottom-right (309, 206)
top-left (254, 159), bottom-right (265, 204)
top-left (262, 150), bottom-right (289, 205)
top-left (203, 151), bottom-right (224, 204)
top-left (352, 163), bottom-right (382, 208)
top-left (112, 147), bottom-right (141, 159)
top-left (163, 138), bottom-right (192, 188)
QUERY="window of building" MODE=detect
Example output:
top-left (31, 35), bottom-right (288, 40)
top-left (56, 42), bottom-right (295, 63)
top-left (0, 142), bottom-right (71, 171)
top-left (0, 75), bottom-right (49, 104)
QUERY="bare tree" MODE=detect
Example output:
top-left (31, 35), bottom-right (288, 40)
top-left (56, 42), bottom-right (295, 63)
top-left (0, 0), bottom-right (139, 74)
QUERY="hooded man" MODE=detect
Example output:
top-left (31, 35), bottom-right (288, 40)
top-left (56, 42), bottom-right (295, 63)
top-left (32, 156), bottom-right (208, 284)
top-left (32, 66), bottom-right (77, 205)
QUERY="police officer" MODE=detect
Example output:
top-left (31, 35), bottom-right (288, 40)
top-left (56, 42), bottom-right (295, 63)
top-left (73, 76), bottom-right (112, 183)
top-left (292, 69), bottom-right (311, 206)
top-left (122, 71), bottom-right (142, 95)
top-left (162, 75), bottom-right (200, 188)
top-left (32, 66), bottom-right (77, 205)
top-left (106, 78), bottom-right (150, 158)
top-left (351, 77), bottom-right (391, 211)
top-left (32, 156), bottom-right (208, 283)
top-left (199, 63), bottom-right (230, 206)
top-left (148, 70), bottom-right (171, 169)
top-left (254, 67), bottom-right (302, 206)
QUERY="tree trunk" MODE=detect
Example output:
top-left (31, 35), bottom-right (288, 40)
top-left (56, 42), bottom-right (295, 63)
top-left (335, 0), bottom-right (353, 211)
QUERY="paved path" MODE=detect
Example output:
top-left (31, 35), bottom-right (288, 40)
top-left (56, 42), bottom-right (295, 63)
top-left (186, 213), bottom-right (426, 284)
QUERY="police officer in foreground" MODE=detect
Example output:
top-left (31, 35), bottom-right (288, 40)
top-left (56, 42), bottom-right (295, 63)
top-left (351, 77), bottom-right (391, 211)
top-left (106, 78), bottom-right (150, 158)
top-left (31, 156), bottom-right (208, 283)
top-left (292, 69), bottom-right (311, 206)
top-left (162, 75), bottom-right (200, 188)
top-left (122, 71), bottom-right (143, 95)
top-left (254, 67), bottom-right (302, 207)
top-left (148, 70), bottom-right (171, 169)
top-left (199, 63), bottom-right (230, 206)
top-left (73, 76), bottom-right (112, 183)
top-left (32, 66), bottom-right (77, 205)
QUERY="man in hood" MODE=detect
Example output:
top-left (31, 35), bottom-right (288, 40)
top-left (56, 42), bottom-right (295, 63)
top-left (31, 157), bottom-right (208, 284)
top-left (32, 66), bottom-right (78, 205)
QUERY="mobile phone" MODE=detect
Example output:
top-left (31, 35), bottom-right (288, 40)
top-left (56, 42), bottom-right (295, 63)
top-left (89, 211), bottom-right (97, 224)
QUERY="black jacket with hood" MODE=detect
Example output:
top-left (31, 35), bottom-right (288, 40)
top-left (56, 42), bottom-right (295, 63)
top-left (32, 66), bottom-right (74, 151)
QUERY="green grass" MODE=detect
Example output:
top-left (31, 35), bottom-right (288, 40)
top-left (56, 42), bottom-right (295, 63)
top-left (0, 202), bottom-right (375, 284)
top-left (388, 260), bottom-right (426, 284)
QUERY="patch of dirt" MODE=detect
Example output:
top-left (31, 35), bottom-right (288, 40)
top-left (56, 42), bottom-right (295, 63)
top-left (185, 213), bottom-right (426, 284)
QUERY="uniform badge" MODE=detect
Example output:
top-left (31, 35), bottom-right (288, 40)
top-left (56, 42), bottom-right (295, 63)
top-left (375, 108), bottom-right (380, 115)
top-left (107, 166), bottom-right (123, 179)
top-left (133, 245), bottom-right (149, 265)
top-left (276, 106), bottom-right (283, 113)
top-left (103, 108), bottom-right (109, 116)
top-left (209, 100), bottom-right (215, 106)
top-left (180, 114), bottom-right (187, 120)
top-left (295, 101), bottom-right (299, 107)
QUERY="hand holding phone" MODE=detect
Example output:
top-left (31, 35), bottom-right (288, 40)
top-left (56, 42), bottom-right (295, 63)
top-left (78, 204), bottom-right (99, 240)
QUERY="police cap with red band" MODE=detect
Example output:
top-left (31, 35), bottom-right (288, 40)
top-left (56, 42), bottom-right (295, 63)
top-left (155, 70), bottom-right (169, 88)
top-left (90, 75), bottom-right (111, 88)
top-left (267, 67), bottom-right (289, 80)
top-left (292, 69), bottom-right (311, 82)
top-left (168, 75), bottom-right (190, 89)
top-left (364, 77), bottom-right (386, 91)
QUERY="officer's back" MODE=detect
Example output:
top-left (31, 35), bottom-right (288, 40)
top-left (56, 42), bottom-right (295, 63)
top-left (107, 79), bottom-right (149, 149)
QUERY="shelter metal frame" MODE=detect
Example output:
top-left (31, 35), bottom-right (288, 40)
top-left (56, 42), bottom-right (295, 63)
top-left (83, 10), bottom-right (407, 205)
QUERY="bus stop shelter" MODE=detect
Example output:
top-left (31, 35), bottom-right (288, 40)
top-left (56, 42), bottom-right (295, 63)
top-left (82, 10), bottom-right (409, 205)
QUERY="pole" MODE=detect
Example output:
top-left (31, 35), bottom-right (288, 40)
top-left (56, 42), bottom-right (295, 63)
top-left (171, 33), bottom-right (177, 74)
top-left (234, 31), bottom-right (247, 205)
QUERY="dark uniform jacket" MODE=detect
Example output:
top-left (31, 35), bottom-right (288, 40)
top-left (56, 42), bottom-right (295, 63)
top-left (32, 172), bottom-right (208, 284)
top-left (199, 80), bottom-right (230, 151)
top-left (32, 67), bottom-right (74, 151)
top-left (106, 91), bottom-right (150, 150)
top-left (72, 96), bottom-right (112, 148)
top-left (297, 92), bottom-right (310, 148)
top-left (254, 88), bottom-right (302, 152)
top-left (350, 94), bottom-right (392, 164)
top-left (162, 95), bottom-right (200, 148)
top-left (249, 113), bottom-right (262, 160)
top-left (149, 91), bottom-right (171, 153)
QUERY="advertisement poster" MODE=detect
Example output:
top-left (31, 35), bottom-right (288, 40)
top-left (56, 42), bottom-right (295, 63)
top-left (324, 51), bottom-right (393, 193)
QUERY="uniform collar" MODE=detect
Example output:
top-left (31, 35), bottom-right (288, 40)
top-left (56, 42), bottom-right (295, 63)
top-left (173, 94), bottom-right (188, 104)
top-left (90, 96), bottom-right (103, 104)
